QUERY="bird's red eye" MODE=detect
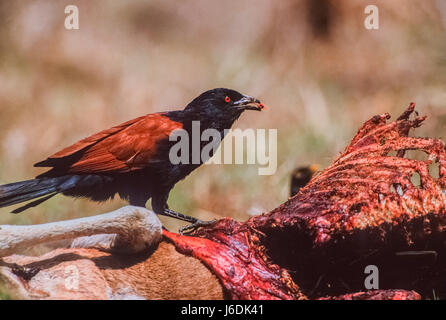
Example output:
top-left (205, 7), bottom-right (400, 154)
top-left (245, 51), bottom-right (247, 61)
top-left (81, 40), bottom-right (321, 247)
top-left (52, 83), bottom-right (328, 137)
top-left (224, 96), bottom-right (231, 103)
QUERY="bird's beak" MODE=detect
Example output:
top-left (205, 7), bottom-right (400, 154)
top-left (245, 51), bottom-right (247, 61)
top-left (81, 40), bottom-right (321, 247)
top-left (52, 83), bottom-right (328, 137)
top-left (233, 95), bottom-right (266, 111)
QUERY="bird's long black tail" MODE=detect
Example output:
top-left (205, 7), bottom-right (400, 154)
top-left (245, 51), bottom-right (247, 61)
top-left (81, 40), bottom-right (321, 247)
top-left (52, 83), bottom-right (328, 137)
top-left (0, 175), bottom-right (89, 213)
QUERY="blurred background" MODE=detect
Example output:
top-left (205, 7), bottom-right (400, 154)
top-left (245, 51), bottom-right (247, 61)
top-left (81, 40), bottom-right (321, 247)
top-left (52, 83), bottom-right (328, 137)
top-left (0, 0), bottom-right (445, 243)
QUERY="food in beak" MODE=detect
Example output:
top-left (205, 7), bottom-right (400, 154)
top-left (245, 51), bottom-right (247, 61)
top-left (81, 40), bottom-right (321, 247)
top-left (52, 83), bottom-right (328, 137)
top-left (240, 98), bottom-right (266, 111)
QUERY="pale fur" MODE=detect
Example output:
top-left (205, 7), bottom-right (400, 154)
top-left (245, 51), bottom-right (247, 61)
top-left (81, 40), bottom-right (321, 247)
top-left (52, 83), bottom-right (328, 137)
top-left (0, 206), bottom-right (223, 299)
top-left (1, 242), bottom-right (224, 299)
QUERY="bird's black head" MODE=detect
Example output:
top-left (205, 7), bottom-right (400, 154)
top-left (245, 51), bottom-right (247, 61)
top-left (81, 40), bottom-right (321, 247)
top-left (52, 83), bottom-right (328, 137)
top-left (184, 88), bottom-right (265, 128)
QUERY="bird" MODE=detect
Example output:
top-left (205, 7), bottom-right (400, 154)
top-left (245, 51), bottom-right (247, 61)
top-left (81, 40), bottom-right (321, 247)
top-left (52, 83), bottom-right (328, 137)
top-left (0, 88), bottom-right (265, 233)
top-left (290, 164), bottom-right (319, 197)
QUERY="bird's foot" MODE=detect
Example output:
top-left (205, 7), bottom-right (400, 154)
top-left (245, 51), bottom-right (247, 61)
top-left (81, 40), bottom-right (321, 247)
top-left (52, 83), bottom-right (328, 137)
top-left (179, 219), bottom-right (217, 235)
top-left (160, 208), bottom-right (216, 234)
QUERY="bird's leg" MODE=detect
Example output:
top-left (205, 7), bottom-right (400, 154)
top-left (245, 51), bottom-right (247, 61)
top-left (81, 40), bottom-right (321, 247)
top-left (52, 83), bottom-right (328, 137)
top-left (152, 194), bottom-right (197, 223)
top-left (161, 209), bottom-right (217, 235)
top-left (152, 194), bottom-right (216, 234)
top-left (161, 208), bottom-right (198, 223)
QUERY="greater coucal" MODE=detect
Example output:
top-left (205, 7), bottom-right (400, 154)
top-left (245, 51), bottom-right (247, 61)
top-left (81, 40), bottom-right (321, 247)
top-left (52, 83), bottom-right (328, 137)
top-left (0, 88), bottom-right (264, 233)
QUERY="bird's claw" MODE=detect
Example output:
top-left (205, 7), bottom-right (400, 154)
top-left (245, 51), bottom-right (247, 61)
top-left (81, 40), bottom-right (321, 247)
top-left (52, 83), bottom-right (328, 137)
top-left (179, 219), bottom-right (217, 235)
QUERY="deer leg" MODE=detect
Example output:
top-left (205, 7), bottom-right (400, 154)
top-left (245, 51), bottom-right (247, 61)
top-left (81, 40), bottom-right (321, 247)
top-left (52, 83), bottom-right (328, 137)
top-left (0, 206), bottom-right (162, 257)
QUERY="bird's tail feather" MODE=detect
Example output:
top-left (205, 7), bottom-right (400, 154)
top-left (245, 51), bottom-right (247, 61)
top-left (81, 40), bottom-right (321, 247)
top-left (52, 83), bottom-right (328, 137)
top-left (0, 176), bottom-right (80, 213)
